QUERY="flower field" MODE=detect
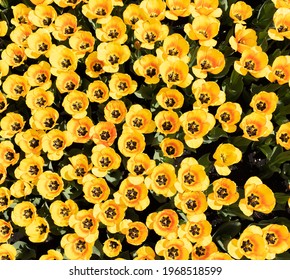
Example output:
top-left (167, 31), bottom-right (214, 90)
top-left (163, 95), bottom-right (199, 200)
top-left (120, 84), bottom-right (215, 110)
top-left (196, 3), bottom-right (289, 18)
top-left (1, 0), bottom-right (290, 260)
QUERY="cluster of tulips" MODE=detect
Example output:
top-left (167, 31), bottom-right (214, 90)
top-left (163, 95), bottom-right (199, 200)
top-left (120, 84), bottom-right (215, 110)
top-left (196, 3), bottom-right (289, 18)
top-left (0, 0), bottom-right (290, 260)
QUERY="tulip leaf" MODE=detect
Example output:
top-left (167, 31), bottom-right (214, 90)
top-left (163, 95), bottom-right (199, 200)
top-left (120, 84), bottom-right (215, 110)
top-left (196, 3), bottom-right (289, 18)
top-left (254, 217), bottom-right (290, 231)
top-left (206, 126), bottom-right (228, 141)
top-left (254, 0), bottom-right (275, 29)
top-left (13, 241), bottom-right (36, 260)
top-left (269, 151), bottom-right (290, 169)
top-left (212, 220), bottom-right (242, 251)
top-left (105, 169), bottom-right (123, 187)
top-left (62, 182), bottom-right (83, 200)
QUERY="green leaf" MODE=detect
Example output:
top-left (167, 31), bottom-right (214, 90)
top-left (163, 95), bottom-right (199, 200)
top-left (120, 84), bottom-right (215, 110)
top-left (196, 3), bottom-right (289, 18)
top-left (13, 241), bottom-right (36, 260)
top-left (274, 192), bottom-right (289, 205)
top-left (212, 220), bottom-right (242, 251)
top-left (253, 0), bottom-right (275, 29)
top-left (269, 151), bottom-right (290, 168)
top-left (229, 136), bottom-right (251, 152)
top-left (253, 217), bottom-right (290, 231)
top-left (62, 182), bottom-right (83, 200)
top-left (105, 169), bottom-right (123, 187)
top-left (257, 144), bottom-right (273, 159)
top-left (198, 153), bottom-right (212, 173)
top-left (206, 126), bottom-right (228, 141)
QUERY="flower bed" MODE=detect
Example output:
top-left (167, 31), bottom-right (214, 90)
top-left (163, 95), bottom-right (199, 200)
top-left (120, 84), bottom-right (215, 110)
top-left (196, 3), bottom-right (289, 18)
top-left (0, 0), bottom-right (290, 260)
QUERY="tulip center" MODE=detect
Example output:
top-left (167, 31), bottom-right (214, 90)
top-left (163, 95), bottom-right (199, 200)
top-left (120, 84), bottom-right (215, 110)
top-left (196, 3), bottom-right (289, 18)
top-left (100, 130), bottom-right (110, 140)
top-left (155, 174), bottom-right (168, 186)
top-left (165, 98), bottom-right (176, 107)
top-left (166, 146), bottom-right (176, 155)
top-left (28, 165), bottom-right (39, 176)
top-left (280, 133), bottom-right (290, 143)
top-left (72, 101), bottom-right (83, 111)
top-left (186, 199), bottom-right (197, 210)
top-left (265, 233), bottom-right (277, 245)
top-left (217, 187), bottom-right (229, 199)
top-left (111, 109), bottom-right (121, 118)
top-left (167, 71), bottom-right (180, 82)
top-left (105, 207), bottom-right (117, 219)
top-left (67, 0), bottom-right (78, 3)
top-left (247, 193), bottom-right (260, 207)
top-left (200, 59), bottom-right (212, 70)
top-left (125, 188), bottom-right (138, 200)
top-left (144, 32), bottom-right (157, 43)
top-left (52, 138), bottom-right (64, 149)
top-left (0, 196), bottom-right (8, 207)
top-left (256, 101), bottom-right (267, 111)
top-left (23, 208), bottom-right (33, 219)
top-left (0, 102), bottom-right (5, 110)
top-left (244, 60), bottom-right (255, 70)
top-left (109, 240), bottom-right (119, 249)
top-left (168, 47), bottom-right (179, 56)
top-left (132, 118), bottom-right (143, 128)
top-left (108, 29), bottom-right (119, 39)
top-left (37, 224), bottom-right (48, 235)
top-left (60, 207), bottom-right (70, 217)
top-left (65, 81), bottom-right (76, 90)
top-left (36, 73), bottom-right (47, 83)
top-left (38, 42), bottom-right (49, 52)
top-left (234, 14), bottom-right (242, 21)
top-left (36, 97), bottom-right (46, 107)
top-left (277, 25), bottom-right (288, 32)
top-left (189, 224), bottom-right (200, 236)
top-left (99, 156), bottom-right (111, 167)
top-left (195, 246), bottom-right (206, 257)
top-left (11, 122), bottom-right (22, 131)
top-left (146, 67), bottom-right (157, 77)
top-left (130, 17), bottom-right (139, 25)
top-left (93, 63), bottom-right (103, 72)
top-left (18, 16), bottom-right (28, 24)
top-left (220, 112), bottom-right (231, 122)
top-left (94, 89), bottom-right (104, 98)
top-left (167, 247), bottom-right (179, 259)
top-left (184, 172), bottom-right (195, 184)
top-left (80, 42), bottom-right (90, 50)
top-left (162, 121), bottom-right (173, 131)
top-left (75, 167), bottom-right (85, 177)
top-left (199, 93), bottom-right (210, 104)
top-left (82, 218), bottom-right (93, 230)
top-left (241, 239), bottom-right (253, 252)
top-left (48, 180), bottom-right (60, 191)
top-left (29, 138), bottom-right (40, 148)
top-left (128, 227), bottom-right (140, 239)
top-left (246, 124), bottom-right (258, 137)
top-left (160, 216), bottom-right (171, 227)
top-left (5, 151), bottom-right (14, 161)
top-left (64, 26), bottom-right (74, 34)
top-left (44, 118), bottom-right (54, 128)
top-left (118, 82), bottom-right (128, 91)
top-left (133, 164), bottom-right (145, 175)
top-left (92, 187), bottom-right (102, 197)
top-left (187, 121), bottom-right (199, 134)
top-left (13, 55), bottom-right (23, 63)
top-left (1, 255), bottom-right (11, 260)
top-left (108, 54), bottom-right (119, 65)
top-left (14, 85), bottom-right (24, 95)
top-left (75, 240), bottom-right (86, 252)
top-left (96, 8), bottom-right (107, 16)
top-left (0, 225), bottom-right (10, 235)
top-left (43, 17), bottom-right (52, 26)
top-left (77, 126), bottom-right (88, 136)
top-left (198, 30), bottom-right (208, 38)
top-left (126, 140), bottom-right (138, 151)
top-left (275, 69), bottom-right (286, 79)
top-left (61, 58), bottom-right (72, 69)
